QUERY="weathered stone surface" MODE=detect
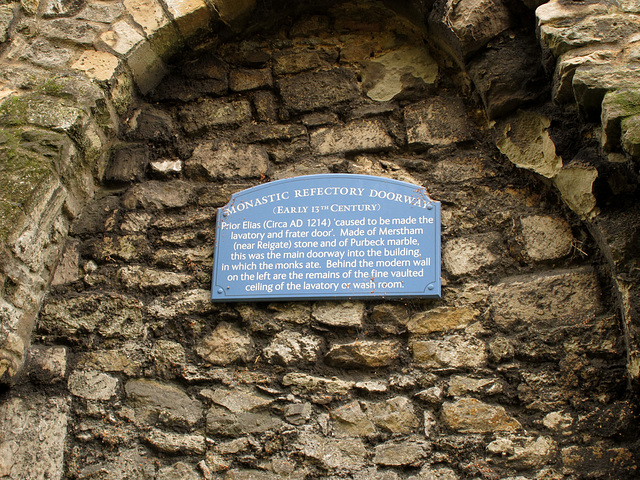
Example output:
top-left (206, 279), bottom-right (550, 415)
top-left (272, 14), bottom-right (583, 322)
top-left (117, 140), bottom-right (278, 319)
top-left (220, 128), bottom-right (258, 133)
top-left (279, 68), bottom-right (360, 113)
top-left (312, 301), bottom-right (364, 328)
top-left (122, 180), bottom-right (196, 210)
top-left (414, 466), bottom-right (459, 480)
top-left (150, 159), bottom-right (182, 177)
top-left (229, 68), bottom-right (273, 91)
top-left (284, 402), bottom-right (312, 425)
top-left (448, 376), bottom-right (503, 396)
top-left (68, 369), bottom-right (118, 400)
top-left (39, 293), bottom-right (144, 338)
top-left (407, 307), bottom-right (479, 335)
top-left (412, 335), bottom-right (487, 369)
top-left (331, 401), bottom-right (376, 437)
top-left (185, 141), bottom-right (269, 179)
top-left (74, 447), bottom-right (156, 479)
top-left (362, 46), bottom-right (438, 101)
top-left (310, 119), bottom-right (395, 155)
top-left (467, 33), bottom-right (547, 118)
top-left (442, 233), bottom-right (502, 276)
top-left (0, 394), bottom-right (69, 480)
top-left (496, 111), bottom-right (563, 179)
top-left (196, 322), bottom-right (254, 365)
top-left (297, 433), bottom-right (367, 470)
top-left (144, 429), bottom-right (205, 455)
top-left (601, 88), bottom-right (640, 151)
top-left (206, 407), bottom-right (282, 436)
top-left (204, 387), bottom-right (273, 413)
top-left (373, 437), bottom-right (429, 466)
top-left (404, 96), bottom-right (473, 147)
top-left (125, 378), bottom-right (203, 427)
top-left (487, 436), bottom-right (557, 470)
top-left (76, 347), bottom-right (143, 376)
top-left (147, 289), bottom-right (215, 318)
top-left (441, 397), bottom-right (521, 433)
top-left (429, 0), bottom-right (511, 61)
top-left (23, 345), bottom-right (67, 383)
top-left (282, 372), bottom-right (354, 396)
top-left (272, 47), bottom-right (337, 75)
top-left (263, 331), bottom-right (323, 365)
top-left (365, 396), bottom-right (421, 434)
top-left (490, 268), bottom-right (600, 330)
top-left (116, 265), bottom-right (192, 291)
top-left (178, 99), bottom-right (252, 134)
top-left (519, 215), bottom-right (573, 262)
top-left (621, 113), bottom-right (640, 157)
top-left (325, 339), bottom-right (401, 368)
top-left (573, 65), bottom-right (640, 119)
top-left (553, 164), bottom-right (599, 219)
top-left (561, 444), bottom-right (637, 478)
top-left (87, 234), bottom-right (151, 263)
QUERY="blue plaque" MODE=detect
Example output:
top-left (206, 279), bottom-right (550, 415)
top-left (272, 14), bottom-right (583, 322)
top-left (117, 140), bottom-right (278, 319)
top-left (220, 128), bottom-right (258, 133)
top-left (211, 174), bottom-right (441, 301)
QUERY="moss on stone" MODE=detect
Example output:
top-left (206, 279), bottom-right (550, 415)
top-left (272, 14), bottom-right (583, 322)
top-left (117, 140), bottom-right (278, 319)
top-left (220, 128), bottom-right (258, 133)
top-left (621, 114), bottom-right (640, 158)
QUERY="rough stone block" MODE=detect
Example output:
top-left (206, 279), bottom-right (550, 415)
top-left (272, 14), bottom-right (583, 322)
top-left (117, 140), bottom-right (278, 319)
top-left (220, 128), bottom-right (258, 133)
top-left (196, 322), bottom-right (254, 365)
top-left (122, 180), bottom-right (196, 210)
top-left (601, 89), bottom-right (640, 151)
top-left (621, 113), bottom-right (640, 157)
top-left (490, 268), bottom-right (600, 330)
top-left (72, 50), bottom-right (121, 83)
top-left (325, 340), bottom-right (402, 368)
top-left (365, 396), bottom-right (421, 434)
top-left (407, 306), bottom-right (479, 335)
top-left (467, 33), bottom-right (547, 119)
top-left (518, 215), bottom-right (573, 262)
top-left (496, 111), bottom-right (563, 179)
top-left (87, 234), bottom-right (151, 262)
top-left (441, 397), bottom-right (521, 433)
top-left (331, 401), bottom-right (376, 437)
top-left (412, 335), bottom-right (487, 369)
top-left (23, 345), bottom-right (67, 383)
top-left (552, 164), bottom-right (598, 219)
top-left (312, 301), bottom-right (364, 328)
top-left (104, 143), bottom-right (148, 182)
top-left (125, 378), bottom-right (203, 427)
top-left (310, 119), bottom-right (394, 155)
top-left (229, 68), bottom-right (273, 92)
top-left (39, 293), bottom-right (144, 338)
top-left (127, 41), bottom-right (169, 94)
top-left (278, 68), bottom-right (360, 113)
top-left (116, 265), bottom-right (193, 291)
top-left (163, 0), bottom-right (211, 38)
top-left (207, 407), bottom-right (282, 436)
top-left (373, 437), bottom-right (429, 466)
top-left (0, 394), bottom-right (69, 479)
top-left (146, 289), bottom-right (215, 318)
top-left (67, 369), bottom-right (119, 400)
top-left (572, 64), bottom-right (640, 119)
top-left (185, 141), bottom-right (269, 180)
top-left (273, 48), bottom-right (338, 75)
top-left (41, 18), bottom-right (104, 45)
top-left (297, 433), bottom-right (367, 471)
top-left (404, 96), bottom-right (473, 147)
top-left (442, 233), bottom-right (502, 276)
top-left (178, 99), bottom-right (252, 134)
top-left (97, 20), bottom-right (145, 56)
top-left (263, 331), bottom-right (323, 365)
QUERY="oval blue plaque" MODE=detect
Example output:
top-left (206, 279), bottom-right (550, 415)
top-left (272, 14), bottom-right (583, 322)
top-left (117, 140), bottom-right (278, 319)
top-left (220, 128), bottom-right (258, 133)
top-left (211, 174), bottom-right (441, 301)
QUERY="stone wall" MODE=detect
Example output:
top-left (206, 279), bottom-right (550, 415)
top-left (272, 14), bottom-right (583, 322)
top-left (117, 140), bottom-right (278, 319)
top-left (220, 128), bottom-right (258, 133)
top-left (0, 0), bottom-right (639, 479)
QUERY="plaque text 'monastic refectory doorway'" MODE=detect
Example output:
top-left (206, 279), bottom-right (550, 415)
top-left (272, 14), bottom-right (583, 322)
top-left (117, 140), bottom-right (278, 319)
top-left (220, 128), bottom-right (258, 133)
top-left (212, 174), bottom-right (441, 301)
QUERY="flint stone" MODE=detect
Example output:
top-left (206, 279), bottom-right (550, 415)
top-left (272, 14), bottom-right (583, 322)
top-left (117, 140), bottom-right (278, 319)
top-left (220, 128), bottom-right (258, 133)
top-left (310, 119), bottom-right (395, 155)
top-left (196, 322), bottom-right (254, 365)
top-left (496, 111), bottom-right (563, 179)
top-left (411, 335), bottom-right (487, 369)
top-left (179, 99), bottom-right (252, 134)
top-left (39, 293), bottom-right (144, 338)
top-left (365, 396), bottom-right (421, 434)
top-left (519, 215), bottom-right (573, 262)
top-left (117, 265), bottom-right (192, 291)
top-left (185, 141), bottom-right (269, 180)
top-left (404, 96), bottom-right (473, 147)
top-left (278, 68), bottom-right (360, 113)
top-left (325, 340), bottom-right (402, 368)
top-left (443, 233), bottom-right (502, 276)
top-left (122, 180), bottom-right (196, 210)
top-left (441, 397), bottom-right (521, 433)
top-left (331, 401), bottom-right (376, 437)
top-left (144, 429), bottom-right (205, 455)
top-left (297, 433), bottom-right (367, 470)
top-left (125, 379), bottom-right (203, 427)
top-left (407, 307), bottom-right (479, 335)
top-left (373, 437), bottom-right (430, 466)
top-left (206, 407), bottom-right (282, 436)
top-left (147, 289), bottom-right (216, 318)
top-left (68, 369), bottom-right (118, 400)
top-left (205, 387), bottom-right (273, 413)
top-left (490, 268), bottom-right (600, 330)
top-left (0, 395), bottom-right (69, 478)
top-left (312, 301), bottom-right (364, 328)
top-left (263, 331), bottom-right (323, 365)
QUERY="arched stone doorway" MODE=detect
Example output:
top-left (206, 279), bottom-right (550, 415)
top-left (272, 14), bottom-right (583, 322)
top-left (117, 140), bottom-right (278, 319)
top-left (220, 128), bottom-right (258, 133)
top-left (0, 0), bottom-right (639, 478)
